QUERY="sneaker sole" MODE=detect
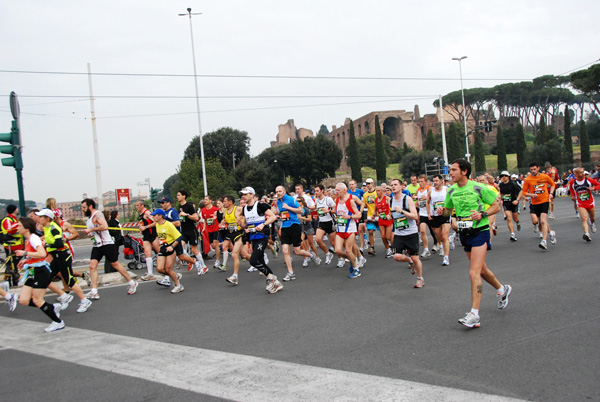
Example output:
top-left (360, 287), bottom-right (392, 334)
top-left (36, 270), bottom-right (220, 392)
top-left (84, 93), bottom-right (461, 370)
top-left (498, 286), bottom-right (512, 309)
top-left (459, 321), bottom-right (480, 328)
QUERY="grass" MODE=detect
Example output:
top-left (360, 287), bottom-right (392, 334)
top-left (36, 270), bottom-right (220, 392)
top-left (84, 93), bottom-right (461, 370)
top-left (481, 145), bottom-right (600, 172)
top-left (337, 163), bottom-right (401, 181)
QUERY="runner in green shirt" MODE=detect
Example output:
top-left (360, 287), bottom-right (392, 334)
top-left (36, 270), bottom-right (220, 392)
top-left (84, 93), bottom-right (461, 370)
top-left (438, 159), bottom-right (512, 329)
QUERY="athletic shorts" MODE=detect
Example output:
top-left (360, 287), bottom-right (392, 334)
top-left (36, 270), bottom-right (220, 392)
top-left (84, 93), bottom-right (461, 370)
top-left (302, 225), bottom-right (315, 236)
top-left (142, 230), bottom-right (157, 243)
top-left (378, 219), bottom-right (393, 228)
top-left (280, 224), bottom-right (303, 247)
top-left (360, 210), bottom-right (367, 223)
top-left (90, 244), bottom-right (119, 264)
top-left (337, 232), bottom-right (355, 240)
top-left (180, 229), bottom-right (199, 247)
top-left (429, 215), bottom-right (450, 228)
top-left (311, 219), bottom-right (319, 232)
top-left (158, 243), bottom-right (175, 257)
top-left (208, 231), bottom-right (220, 243)
top-left (419, 215), bottom-right (430, 226)
top-left (392, 233), bottom-right (419, 256)
top-left (218, 229), bottom-right (228, 242)
top-left (366, 221), bottom-right (379, 231)
top-left (24, 264), bottom-right (52, 289)
top-left (530, 202), bottom-right (550, 217)
top-left (503, 202), bottom-right (518, 213)
top-left (224, 229), bottom-right (243, 243)
top-left (317, 220), bottom-right (335, 234)
top-left (49, 250), bottom-right (76, 287)
top-left (578, 203), bottom-right (595, 211)
top-left (460, 229), bottom-right (492, 252)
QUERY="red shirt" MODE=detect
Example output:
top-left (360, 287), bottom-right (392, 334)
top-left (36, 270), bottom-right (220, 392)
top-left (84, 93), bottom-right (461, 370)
top-left (201, 206), bottom-right (220, 233)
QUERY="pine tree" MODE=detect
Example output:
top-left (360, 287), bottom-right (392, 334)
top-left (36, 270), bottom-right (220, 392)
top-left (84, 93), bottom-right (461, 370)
top-left (347, 119), bottom-right (362, 182)
top-left (496, 124), bottom-right (507, 171)
top-left (516, 123), bottom-right (526, 169)
top-left (537, 115), bottom-right (548, 145)
top-left (474, 131), bottom-right (486, 174)
top-left (563, 107), bottom-right (574, 166)
top-left (374, 115), bottom-right (387, 182)
top-left (580, 119), bottom-right (591, 164)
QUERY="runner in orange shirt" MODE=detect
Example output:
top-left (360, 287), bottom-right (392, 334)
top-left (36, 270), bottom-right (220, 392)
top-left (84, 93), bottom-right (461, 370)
top-left (521, 162), bottom-right (556, 250)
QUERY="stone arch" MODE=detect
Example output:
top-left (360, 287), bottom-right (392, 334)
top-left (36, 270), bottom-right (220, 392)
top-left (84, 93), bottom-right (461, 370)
top-left (342, 131), bottom-right (346, 150)
top-left (383, 117), bottom-right (401, 143)
top-left (358, 123), bottom-right (362, 135)
top-left (364, 121), bottom-right (370, 134)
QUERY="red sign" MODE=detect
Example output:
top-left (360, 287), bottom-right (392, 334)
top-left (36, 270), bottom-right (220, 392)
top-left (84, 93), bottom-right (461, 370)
top-left (116, 188), bottom-right (130, 205)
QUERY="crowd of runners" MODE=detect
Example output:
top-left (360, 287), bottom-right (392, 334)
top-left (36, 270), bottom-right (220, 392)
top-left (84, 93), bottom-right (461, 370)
top-left (2, 159), bottom-right (599, 332)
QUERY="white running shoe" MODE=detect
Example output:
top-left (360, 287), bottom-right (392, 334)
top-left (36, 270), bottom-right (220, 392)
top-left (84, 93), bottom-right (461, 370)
top-left (85, 290), bottom-right (100, 300)
top-left (127, 281), bottom-right (138, 295)
top-left (325, 252), bottom-right (334, 265)
top-left (247, 266), bottom-right (257, 272)
top-left (358, 256), bottom-right (367, 268)
top-left (8, 293), bottom-right (18, 312)
top-left (53, 303), bottom-right (61, 318)
top-left (442, 256), bottom-right (450, 266)
top-left (302, 258), bottom-right (309, 267)
top-left (59, 293), bottom-right (74, 310)
top-left (592, 223), bottom-right (597, 233)
top-left (76, 298), bottom-right (92, 313)
top-left (420, 249), bottom-right (431, 258)
top-left (197, 265), bottom-right (209, 276)
top-left (431, 244), bottom-right (439, 253)
top-left (264, 253), bottom-right (270, 265)
top-left (213, 260), bottom-right (221, 269)
top-left (438, 246), bottom-right (444, 256)
top-left (44, 320), bottom-right (65, 333)
top-left (458, 312), bottom-right (480, 328)
top-left (549, 231), bottom-right (556, 245)
top-left (171, 283), bottom-right (184, 293)
top-left (314, 256), bottom-right (322, 266)
top-left (336, 258), bottom-right (345, 268)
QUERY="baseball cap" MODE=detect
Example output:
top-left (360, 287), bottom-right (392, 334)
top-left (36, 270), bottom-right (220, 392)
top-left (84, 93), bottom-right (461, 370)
top-left (584, 171), bottom-right (590, 175)
top-left (500, 171), bottom-right (510, 177)
top-left (362, 182), bottom-right (367, 186)
top-left (35, 208), bottom-right (55, 219)
top-left (511, 174), bottom-right (518, 179)
top-left (366, 178), bottom-right (374, 184)
top-left (158, 196), bottom-right (172, 204)
top-left (239, 187), bottom-right (255, 195)
top-left (150, 209), bottom-right (166, 217)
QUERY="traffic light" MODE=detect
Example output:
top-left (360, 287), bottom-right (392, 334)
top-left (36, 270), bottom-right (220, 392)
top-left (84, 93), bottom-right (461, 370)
top-left (150, 188), bottom-right (161, 202)
top-left (0, 120), bottom-right (22, 169)
top-left (484, 120), bottom-right (497, 133)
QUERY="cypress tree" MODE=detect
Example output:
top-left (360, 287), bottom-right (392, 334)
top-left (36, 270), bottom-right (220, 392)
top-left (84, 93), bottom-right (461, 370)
top-left (537, 115), bottom-right (548, 145)
top-left (374, 115), bottom-right (387, 182)
top-left (447, 122), bottom-right (463, 162)
top-left (425, 129), bottom-right (436, 151)
top-left (474, 131), bottom-right (486, 174)
top-left (516, 123), bottom-right (526, 169)
top-left (563, 107), bottom-right (574, 166)
top-left (347, 119), bottom-right (362, 182)
top-left (580, 119), bottom-right (591, 164)
top-left (496, 124), bottom-right (507, 171)
top-left (403, 142), bottom-right (410, 155)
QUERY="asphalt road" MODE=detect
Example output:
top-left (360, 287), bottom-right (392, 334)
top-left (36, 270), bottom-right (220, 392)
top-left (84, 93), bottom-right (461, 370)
top-left (1, 197), bottom-right (598, 402)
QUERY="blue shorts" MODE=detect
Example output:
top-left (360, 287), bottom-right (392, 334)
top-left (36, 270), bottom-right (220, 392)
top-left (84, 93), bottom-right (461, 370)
top-left (366, 221), bottom-right (379, 231)
top-left (460, 229), bottom-right (492, 252)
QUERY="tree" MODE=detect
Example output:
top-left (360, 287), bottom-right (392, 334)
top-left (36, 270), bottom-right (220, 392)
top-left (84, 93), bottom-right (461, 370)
top-left (347, 120), bottom-right (362, 183)
top-left (374, 115), bottom-right (387, 182)
top-left (317, 124), bottom-right (330, 135)
top-left (515, 123), bottom-right (527, 169)
top-left (570, 64), bottom-right (600, 116)
top-left (446, 122), bottom-right (464, 163)
top-left (350, 133), bottom-right (392, 169)
top-left (563, 107), bottom-right (574, 166)
top-left (580, 120), bottom-right (591, 164)
top-left (162, 173), bottom-right (180, 200)
top-left (178, 157), bottom-right (233, 202)
top-left (182, 127), bottom-right (250, 170)
top-left (289, 135), bottom-right (342, 186)
top-left (473, 131), bottom-right (486, 174)
top-left (232, 158), bottom-right (272, 195)
top-left (536, 116), bottom-right (548, 145)
top-left (400, 150), bottom-right (439, 179)
top-left (496, 125), bottom-right (508, 171)
top-left (425, 129), bottom-right (437, 151)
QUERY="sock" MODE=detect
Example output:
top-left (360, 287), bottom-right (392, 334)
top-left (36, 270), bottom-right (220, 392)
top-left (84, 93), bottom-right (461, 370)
top-left (195, 253), bottom-right (205, 266)
top-left (470, 308), bottom-right (479, 316)
top-left (222, 251), bottom-right (229, 266)
top-left (41, 302), bottom-right (61, 323)
top-left (417, 276), bottom-right (423, 280)
top-left (4, 293), bottom-right (11, 301)
top-left (233, 273), bottom-right (238, 279)
top-left (328, 247), bottom-right (335, 254)
top-left (511, 232), bottom-right (515, 236)
top-left (128, 280), bottom-right (135, 286)
top-left (146, 259), bottom-right (153, 275)
top-left (91, 288), bottom-right (98, 294)
top-left (64, 291), bottom-right (70, 295)
top-left (497, 285), bottom-right (505, 295)
top-left (29, 299), bottom-right (37, 307)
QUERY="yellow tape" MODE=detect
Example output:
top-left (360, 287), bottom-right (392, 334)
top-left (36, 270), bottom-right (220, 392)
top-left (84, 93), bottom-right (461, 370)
top-left (72, 225), bottom-right (142, 232)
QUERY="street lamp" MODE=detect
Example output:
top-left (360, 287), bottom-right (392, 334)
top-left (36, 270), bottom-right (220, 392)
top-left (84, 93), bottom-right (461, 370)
top-left (452, 56), bottom-right (470, 162)
top-left (179, 7), bottom-right (208, 196)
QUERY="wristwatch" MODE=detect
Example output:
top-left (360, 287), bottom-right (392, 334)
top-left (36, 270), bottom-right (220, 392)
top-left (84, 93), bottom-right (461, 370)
top-left (481, 211), bottom-right (488, 218)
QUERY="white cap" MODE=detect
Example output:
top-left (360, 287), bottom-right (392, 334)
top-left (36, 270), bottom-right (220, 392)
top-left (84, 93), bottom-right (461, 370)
top-left (511, 174), bottom-right (518, 178)
top-left (500, 171), bottom-right (510, 177)
top-left (35, 208), bottom-right (55, 219)
top-left (584, 171), bottom-right (590, 175)
top-left (239, 187), bottom-right (255, 195)
top-left (365, 178), bottom-right (374, 184)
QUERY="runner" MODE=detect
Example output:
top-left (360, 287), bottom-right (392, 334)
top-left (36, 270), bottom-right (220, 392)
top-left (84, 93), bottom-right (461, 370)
top-left (545, 162), bottom-right (561, 220)
top-left (521, 162), bottom-right (556, 250)
top-left (239, 187), bottom-right (282, 293)
top-left (363, 178), bottom-right (378, 255)
top-left (375, 186), bottom-right (393, 258)
top-left (314, 184), bottom-right (337, 265)
top-left (440, 159), bottom-right (512, 329)
top-left (222, 195), bottom-right (244, 285)
top-left (297, 196), bottom-right (320, 267)
top-left (568, 167), bottom-right (600, 241)
top-left (1, 204), bottom-right (24, 286)
top-left (201, 195), bottom-right (223, 270)
top-left (406, 175), bottom-right (419, 200)
top-left (416, 175), bottom-right (432, 257)
top-left (390, 179), bottom-right (425, 288)
top-left (426, 174), bottom-right (451, 266)
top-left (498, 171), bottom-right (523, 242)
top-left (81, 198), bottom-right (138, 299)
top-left (333, 183), bottom-right (362, 278)
top-left (348, 179), bottom-right (366, 251)
top-left (136, 200), bottom-right (159, 281)
top-left (151, 209), bottom-right (184, 293)
top-left (176, 190), bottom-right (207, 276)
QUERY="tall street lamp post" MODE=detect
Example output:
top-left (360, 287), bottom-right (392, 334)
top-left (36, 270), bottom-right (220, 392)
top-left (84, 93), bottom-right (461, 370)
top-left (452, 56), bottom-right (470, 162)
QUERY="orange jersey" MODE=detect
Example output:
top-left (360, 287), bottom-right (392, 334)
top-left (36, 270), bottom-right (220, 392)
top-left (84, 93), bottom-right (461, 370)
top-left (522, 173), bottom-right (554, 205)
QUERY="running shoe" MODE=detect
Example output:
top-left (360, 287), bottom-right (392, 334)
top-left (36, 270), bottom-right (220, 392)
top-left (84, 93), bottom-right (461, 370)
top-left (176, 273), bottom-right (182, 281)
top-left (549, 213), bottom-right (555, 220)
top-left (213, 260), bottom-right (221, 269)
top-left (158, 277), bottom-right (171, 286)
top-left (302, 258), bottom-right (309, 267)
top-left (336, 258), bottom-right (345, 268)
top-left (264, 253), bottom-right (270, 265)
top-left (431, 244), bottom-right (439, 253)
top-left (140, 273), bottom-right (155, 281)
top-left (438, 246), bottom-right (444, 256)
top-left (539, 232), bottom-right (543, 239)
top-left (592, 223), bottom-right (597, 233)
top-left (420, 249), bottom-right (431, 258)
top-left (271, 247), bottom-right (277, 257)
top-left (187, 262), bottom-right (194, 271)
top-left (358, 256), bottom-right (367, 268)
top-left (539, 239), bottom-right (548, 250)
top-left (516, 221), bottom-right (521, 231)
top-left (385, 249), bottom-right (394, 258)
top-left (197, 265), bottom-right (209, 276)
top-left (85, 290), bottom-right (100, 299)
top-left (325, 252), bottom-right (334, 265)
top-left (492, 225), bottom-right (498, 236)
top-left (82, 271), bottom-right (91, 283)
top-left (8, 293), bottom-right (18, 312)
top-left (348, 269), bottom-right (362, 279)
top-left (76, 298), bottom-right (92, 313)
top-left (53, 303), bottom-right (62, 318)
top-left (533, 224), bottom-right (538, 233)
top-left (171, 284), bottom-right (185, 293)
top-left (226, 275), bottom-right (238, 285)
top-left (268, 279), bottom-right (283, 294)
top-left (59, 293), bottom-right (74, 310)
top-left (414, 278), bottom-right (425, 288)
top-left (247, 266), bottom-right (257, 272)
top-left (368, 248), bottom-right (376, 256)
top-left (44, 320), bottom-right (65, 333)
top-left (282, 272), bottom-right (296, 281)
top-left (576, 211), bottom-right (580, 218)
top-left (314, 256), bottom-right (322, 266)
top-left (449, 237), bottom-right (455, 251)
top-left (583, 233), bottom-right (592, 242)
top-left (510, 233), bottom-right (518, 242)
top-left (497, 285), bottom-right (512, 309)
top-left (218, 265), bottom-right (227, 272)
top-left (409, 260), bottom-right (415, 275)
top-left (442, 256), bottom-right (450, 266)
top-left (549, 231), bottom-right (556, 245)
top-left (127, 281), bottom-right (138, 295)
top-left (458, 312), bottom-right (480, 328)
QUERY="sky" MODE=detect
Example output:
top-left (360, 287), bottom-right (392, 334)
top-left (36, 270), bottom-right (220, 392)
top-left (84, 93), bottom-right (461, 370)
top-left (1, 0), bottom-right (599, 205)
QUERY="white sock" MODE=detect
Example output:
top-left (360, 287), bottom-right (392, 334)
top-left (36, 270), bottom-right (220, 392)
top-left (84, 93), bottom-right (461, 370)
top-left (223, 251), bottom-right (229, 265)
top-left (91, 288), bottom-right (98, 294)
top-left (470, 308), bottom-right (479, 316)
top-left (4, 293), bottom-right (11, 301)
top-left (146, 259), bottom-right (153, 276)
top-left (195, 253), bottom-right (205, 266)
top-left (128, 280), bottom-right (135, 286)
top-left (497, 285), bottom-right (505, 295)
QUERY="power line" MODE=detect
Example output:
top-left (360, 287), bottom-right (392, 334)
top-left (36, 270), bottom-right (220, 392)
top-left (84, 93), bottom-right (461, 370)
top-left (557, 59), bottom-right (600, 77)
top-left (15, 94), bottom-right (439, 99)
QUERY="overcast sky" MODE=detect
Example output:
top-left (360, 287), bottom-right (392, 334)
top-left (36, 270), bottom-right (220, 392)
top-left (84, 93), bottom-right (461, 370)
top-left (1, 0), bottom-right (598, 205)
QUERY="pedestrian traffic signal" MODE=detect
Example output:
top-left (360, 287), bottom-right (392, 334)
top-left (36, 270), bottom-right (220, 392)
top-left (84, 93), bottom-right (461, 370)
top-left (0, 120), bottom-right (22, 169)
top-left (150, 188), bottom-right (161, 202)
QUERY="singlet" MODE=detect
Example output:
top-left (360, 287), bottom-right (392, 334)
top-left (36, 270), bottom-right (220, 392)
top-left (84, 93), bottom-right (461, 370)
top-left (179, 202), bottom-right (197, 233)
top-left (429, 187), bottom-right (447, 217)
top-left (139, 208), bottom-right (156, 236)
top-left (416, 187), bottom-right (430, 216)
top-left (44, 221), bottom-right (67, 253)
top-left (224, 206), bottom-right (241, 232)
top-left (87, 211), bottom-right (114, 247)
top-left (522, 174), bottom-right (554, 205)
top-left (363, 191), bottom-right (377, 217)
top-left (375, 196), bottom-right (391, 221)
top-left (315, 196), bottom-right (335, 223)
top-left (569, 178), bottom-right (599, 207)
top-left (202, 206), bottom-right (220, 233)
top-left (390, 194), bottom-right (418, 236)
top-left (24, 234), bottom-right (47, 265)
top-left (335, 196), bottom-right (358, 233)
top-left (243, 202), bottom-right (270, 240)
top-left (498, 181), bottom-right (520, 204)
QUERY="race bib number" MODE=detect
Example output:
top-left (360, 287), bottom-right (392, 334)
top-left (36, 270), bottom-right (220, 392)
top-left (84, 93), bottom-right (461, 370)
top-left (158, 237), bottom-right (167, 245)
top-left (418, 200), bottom-right (427, 208)
top-left (393, 217), bottom-right (408, 230)
top-left (228, 224), bottom-right (238, 232)
top-left (280, 211), bottom-right (290, 221)
top-left (206, 218), bottom-right (214, 226)
top-left (434, 201), bottom-right (444, 209)
top-left (534, 184), bottom-right (545, 194)
top-left (580, 192), bottom-right (590, 201)
top-left (502, 194), bottom-right (511, 202)
top-left (90, 236), bottom-right (97, 246)
top-left (457, 217), bottom-right (474, 230)
top-left (367, 195), bottom-right (375, 204)
top-left (336, 216), bottom-right (349, 226)
top-left (317, 208), bottom-right (327, 215)
top-left (378, 212), bottom-right (387, 220)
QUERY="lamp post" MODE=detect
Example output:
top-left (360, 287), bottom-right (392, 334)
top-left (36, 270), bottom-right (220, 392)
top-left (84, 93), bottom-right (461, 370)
top-left (179, 8), bottom-right (208, 196)
top-left (452, 56), bottom-right (470, 162)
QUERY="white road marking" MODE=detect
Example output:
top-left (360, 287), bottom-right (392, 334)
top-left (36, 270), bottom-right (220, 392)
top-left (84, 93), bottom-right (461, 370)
top-left (1, 316), bottom-right (523, 401)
